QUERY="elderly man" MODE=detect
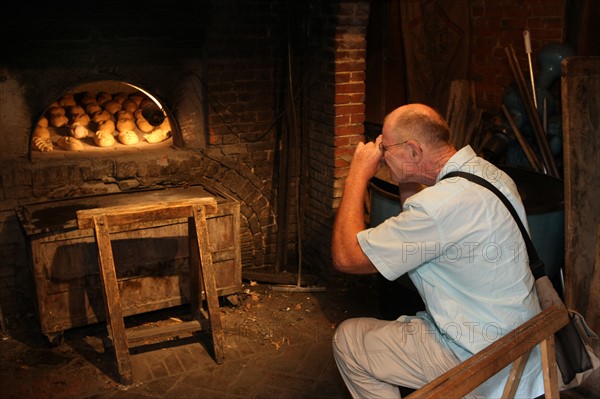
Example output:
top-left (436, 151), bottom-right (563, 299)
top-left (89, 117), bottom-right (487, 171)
top-left (331, 104), bottom-right (543, 398)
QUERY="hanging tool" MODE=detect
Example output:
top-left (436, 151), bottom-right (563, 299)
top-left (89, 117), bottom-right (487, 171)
top-left (501, 105), bottom-right (542, 172)
top-left (505, 45), bottom-right (559, 178)
top-left (523, 30), bottom-right (538, 110)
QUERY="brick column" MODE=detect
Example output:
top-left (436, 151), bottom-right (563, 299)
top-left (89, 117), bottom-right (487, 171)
top-left (303, 0), bottom-right (369, 275)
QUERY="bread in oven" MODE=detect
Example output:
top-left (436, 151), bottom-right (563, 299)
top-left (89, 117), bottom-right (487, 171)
top-left (93, 130), bottom-right (116, 147)
top-left (117, 130), bottom-right (140, 145)
top-left (143, 128), bottom-right (171, 144)
top-left (56, 136), bottom-right (84, 151)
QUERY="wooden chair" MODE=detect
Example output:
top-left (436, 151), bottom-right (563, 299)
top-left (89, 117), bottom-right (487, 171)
top-left (76, 197), bottom-right (225, 385)
top-left (406, 304), bottom-right (569, 399)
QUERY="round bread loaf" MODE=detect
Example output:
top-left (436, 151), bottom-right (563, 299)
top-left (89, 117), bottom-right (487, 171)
top-left (115, 110), bottom-right (134, 121)
top-left (32, 125), bottom-right (51, 139)
top-left (116, 118), bottom-right (136, 132)
top-left (32, 136), bottom-right (53, 152)
top-left (72, 113), bottom-right (91, 127)
top-left (159, 117), bottom-right (171, 132)
top-left (85, 103), bottom-right (102, 115)
top-left (46, 106), bottom-right (66, 117)
top-left (58, 95), bottom-right (77, 108)
top-left (128, 92), bottom-right (144, 106)
top-left (112, 92), bottom-right (128, 104)
top-left (79, 92), bottom-right (97, 106)
top-left (93, 131), bottom-right (116, 147)
top-left (97, 119), bottom-right (115, 134)
top-left (97, 92), bottom-right (112, 105)
top-left (56, 136), bottom-right (84, 151)
top-left (136, 117), bottom-right (154, 133)
top-left (117, 130), bottom-right (140, 145)
top-left (121, 99), bottom-right (138, 113)
top-left (50, 114), bottom-right (69, 128)
top-left (69, 105), bottom-right (86, 117)
top-left (103, 101), bottom-right (122, 115)
top-left (143, 128), bottom-right (170, 144)
top-left (37, 116), bottom-right (49, 128)
top-left (92, 110), bottom-right (112, 124)
top-left (70, 123), bottom-right (90, 139)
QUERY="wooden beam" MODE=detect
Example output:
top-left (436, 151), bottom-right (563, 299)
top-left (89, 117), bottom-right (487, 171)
top-left (126, 320), bottom-right (206, 347)
top-left (92, 214), bottom-right (133, 385)
top-left (76, 198), bottom-right (217, 229)
top-left (587, 223), bottom-right (600, 337)
top-left (192, 205), bottom-right (225, 364)
top-left (540, 335), bottom-right (560, 399)
top-left (501, 351), bottom-right (530, 398)
top-left (562, 57), bottom-right (600, 330)
top-left (406, 304), bottom-right (568, 399)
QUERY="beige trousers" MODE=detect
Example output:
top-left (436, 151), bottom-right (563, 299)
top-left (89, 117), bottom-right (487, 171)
top-left (332, 316), bottom-right (463, 399)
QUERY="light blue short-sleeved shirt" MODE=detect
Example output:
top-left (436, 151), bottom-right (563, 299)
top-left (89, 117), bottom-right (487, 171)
top-left (357, 146), bottom-right (544, 398)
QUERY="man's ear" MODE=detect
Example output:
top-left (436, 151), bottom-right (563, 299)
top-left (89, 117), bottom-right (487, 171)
top-left (407, 141), bottom-right (422, 161)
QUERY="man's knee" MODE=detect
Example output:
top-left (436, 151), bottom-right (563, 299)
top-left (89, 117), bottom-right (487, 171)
top-left (332, 318), bottom-right (357, 356)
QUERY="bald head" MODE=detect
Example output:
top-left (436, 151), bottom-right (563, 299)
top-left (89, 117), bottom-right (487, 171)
top-left (383, 104), bottom-right (452, 148)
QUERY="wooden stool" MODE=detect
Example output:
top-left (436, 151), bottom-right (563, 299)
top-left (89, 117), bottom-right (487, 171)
top-left (406, 304), bottom-right (569, 399)
top-left (76, 198), bottom-right (224, 385)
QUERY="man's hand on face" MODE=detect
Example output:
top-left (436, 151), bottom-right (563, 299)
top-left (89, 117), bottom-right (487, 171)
top-left (348, 136), bottom-right (384, 183)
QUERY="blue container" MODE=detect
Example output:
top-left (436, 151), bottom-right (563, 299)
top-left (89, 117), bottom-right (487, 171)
top-left (502, 167), bottom-right (565, 283)
top-left (369, 178), bottom-right (401, 227)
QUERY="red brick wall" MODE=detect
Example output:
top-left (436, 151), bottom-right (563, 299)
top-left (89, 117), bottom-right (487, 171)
top-left (302, 1), bottom-right (370, 274)
top-left (332, 2), bottom-right (369, 204)
top-left (202, 0), bottom-right (285, 268)
top-left (470, 0), bottom-right (567, 111)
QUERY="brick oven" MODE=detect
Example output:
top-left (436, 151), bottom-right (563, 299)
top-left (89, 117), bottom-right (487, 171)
top-left (0, 0), bottom-right (370, 335)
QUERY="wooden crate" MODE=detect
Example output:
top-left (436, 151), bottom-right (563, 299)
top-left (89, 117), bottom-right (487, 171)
top-left (16, 186), bottom-right (241, 341)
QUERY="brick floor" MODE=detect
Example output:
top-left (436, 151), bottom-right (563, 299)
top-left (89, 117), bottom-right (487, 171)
top-left (85, 326), bottom-right (348, 398)
top-left (1, 276), bottom-right (378, 399)
top-left (2, 275), bottom-right (597, 398)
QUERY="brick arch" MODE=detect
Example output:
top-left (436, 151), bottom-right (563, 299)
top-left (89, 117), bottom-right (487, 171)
top-left (198, 155), bottom-right (275, 270)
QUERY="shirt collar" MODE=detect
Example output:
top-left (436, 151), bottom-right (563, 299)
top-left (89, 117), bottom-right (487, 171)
top-left (436, 145), bottom-right (478, 183)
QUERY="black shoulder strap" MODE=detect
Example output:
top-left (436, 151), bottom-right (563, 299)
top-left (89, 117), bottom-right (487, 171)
top-left (441, 171), bottom-right (546, 280)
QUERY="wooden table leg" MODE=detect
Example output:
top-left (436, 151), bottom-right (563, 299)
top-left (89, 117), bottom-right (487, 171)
top-left (93, 214), bottom-right (133, 384)
top-left (541, 335), bottom-right (560, 399)
top-left (191, 205), bottom-right (225, 364)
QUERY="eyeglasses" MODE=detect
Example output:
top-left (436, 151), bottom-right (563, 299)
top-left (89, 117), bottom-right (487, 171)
top-left (379, 140), bottom-right (408, 155)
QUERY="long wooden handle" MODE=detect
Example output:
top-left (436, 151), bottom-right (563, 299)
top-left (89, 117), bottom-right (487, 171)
top-left (501, 104), bottom-right (542, 172)
top-left (505, 45), bottom-right (559, 178)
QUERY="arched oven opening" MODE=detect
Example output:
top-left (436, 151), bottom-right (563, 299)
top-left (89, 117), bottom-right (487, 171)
top-left (28, 80), bottom-right (181, 161)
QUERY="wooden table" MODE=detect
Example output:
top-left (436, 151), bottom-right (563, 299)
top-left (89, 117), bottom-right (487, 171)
top-left (16, 186), bottom-right (241, 343)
